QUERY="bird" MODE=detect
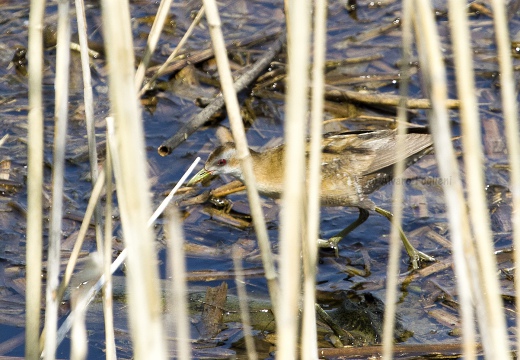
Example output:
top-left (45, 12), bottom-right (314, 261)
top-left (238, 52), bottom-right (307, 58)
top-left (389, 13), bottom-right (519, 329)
top-left (187, 129), bottom-right (435, 269)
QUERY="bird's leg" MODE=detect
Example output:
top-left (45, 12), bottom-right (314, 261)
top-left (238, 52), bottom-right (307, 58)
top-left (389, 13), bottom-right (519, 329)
top-left (374, 206), bottom-right (435, 269)
top-left (318, 208), bottom-right (369, 257)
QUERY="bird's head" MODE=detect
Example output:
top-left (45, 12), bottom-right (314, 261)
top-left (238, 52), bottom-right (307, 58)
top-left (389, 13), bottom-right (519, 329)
top-left (187, 142), bottom-right (243, 186)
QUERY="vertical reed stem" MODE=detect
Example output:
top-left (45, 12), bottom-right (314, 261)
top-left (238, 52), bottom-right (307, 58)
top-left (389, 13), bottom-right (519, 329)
top-left (446, 0), bottom-right (486, 356)
top-left (489, 0), bottom-right (520, 354)
top-left (232, 246), bottom-right (258, 360)
top-left (103, 135), bottom-right (116, 360)
top-left (134, 0), bottom-right (173, 89)
top-left (278, 0), bottom-right (311, 357)
top-left (201, 0), bottom-right (279, 310)
top-left (449, 0), bottom-right (510, 354)
top-left (44, 0), bottom-right (71, 357)
top-left (167, 208), bottom-right (192, 360)
top-left (381, 0), bottom-right (411, 356)
top-left (74, 0), bottom-right (104, 252)
top-left (100, 0), bottom-right (167, 357)
top-left (26, 0), bottom-right (46, 358)
top-left (302, 0), bottom-right (327, 358)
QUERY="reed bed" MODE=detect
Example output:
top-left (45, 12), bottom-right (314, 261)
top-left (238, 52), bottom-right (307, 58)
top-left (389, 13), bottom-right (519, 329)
top-left (19, 0), bottom-right (519, 359)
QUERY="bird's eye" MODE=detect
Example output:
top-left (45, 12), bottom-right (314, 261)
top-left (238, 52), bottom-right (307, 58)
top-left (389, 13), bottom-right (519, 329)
top-left (217, 159), bottom-right (227, 166)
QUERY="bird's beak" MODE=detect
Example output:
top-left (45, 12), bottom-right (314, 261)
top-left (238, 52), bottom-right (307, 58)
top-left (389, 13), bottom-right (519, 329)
top-left (187, 168), bottom-right (212, 186)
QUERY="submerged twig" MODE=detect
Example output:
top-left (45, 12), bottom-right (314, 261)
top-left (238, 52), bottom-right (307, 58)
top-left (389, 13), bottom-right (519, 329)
top-left (157, 31), bottom-right (285, 156)
top-left (145, 28), bottom-right (281, 78)
top-left (324, 86), bottom-right (460, 109)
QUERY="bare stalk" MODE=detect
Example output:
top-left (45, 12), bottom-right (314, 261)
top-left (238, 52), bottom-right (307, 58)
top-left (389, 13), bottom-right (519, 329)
top-left (381, 0), bottom-right (411, 356)
top-left (139, 6), bottom-right (205, 96)
top-left (26, 0), bottom-right (46, 358)
top-left (74, 0), bottom-right (103, 251)
top-left (166, 208), bottom-right (192, 360)
top-left (134, 0), bottom-right (174, 89)
top-left (302, 0), bottom-right (327, 358)
top-left (278, 0), bottom-right (311, 358)
top-left (99, 0), bottom-right (167, 357)
top-left (201, 0), bottom-right (279, 310)
top-left (70, 296), bottom-right (88, 360)
top-left (232, 246), bottom-right (258, 360)
top-left (446, 0), bottom-right (487, 357)
top-left (489, 0), bottom-right (520, 353)
top-left (55, 169), bottom-right (105, 301)
top-left (44, 1), bottom-right (71, 358)
top-left (448, 0), bottom-right (510, 355)
top-left (103, 134), bottom-right (117, 360)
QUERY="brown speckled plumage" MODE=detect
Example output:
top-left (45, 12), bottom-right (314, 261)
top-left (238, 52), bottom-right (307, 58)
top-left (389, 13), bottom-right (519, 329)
top-left (188, 129), bottom-right (435, 268)
top-left (197, 129), bottom-right (432, 210)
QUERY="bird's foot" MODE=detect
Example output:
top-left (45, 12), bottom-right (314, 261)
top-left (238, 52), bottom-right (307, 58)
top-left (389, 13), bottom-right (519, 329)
top-left (317, 237), bottom-right (342, 257)
top-left (408, 249), bottom-right (435, 270)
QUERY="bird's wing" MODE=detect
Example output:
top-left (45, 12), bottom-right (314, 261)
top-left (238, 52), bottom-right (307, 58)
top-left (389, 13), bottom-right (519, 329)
top-left (362, 133), bottom-right (432, 174)
top-left (318, 131), bottom-right (432, 175)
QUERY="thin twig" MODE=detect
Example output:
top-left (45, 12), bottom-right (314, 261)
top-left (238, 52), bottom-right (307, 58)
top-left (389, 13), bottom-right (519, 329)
top-left (414, 1), bottom-right (510, 358)
top-left (56, 169), bottom-right (106, 303)
top-left (447, 0), bottom-right (482, 357)
top-left (448, 0), bottom-right (511, 353)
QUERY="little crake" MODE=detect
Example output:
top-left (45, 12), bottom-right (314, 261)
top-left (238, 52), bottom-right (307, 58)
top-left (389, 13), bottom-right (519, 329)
top-left (188, 129), bottom-right (435, 269)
